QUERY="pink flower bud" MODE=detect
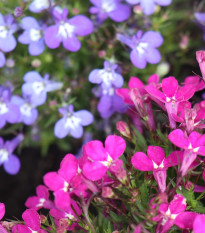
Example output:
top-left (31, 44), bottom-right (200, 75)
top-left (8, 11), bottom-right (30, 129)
top-left (196, 51), bottom-right (205, 80)
top-left (185, 181), bottom-right (194, 191)
top-left (116, 121), bottom-right (131, 139)
top-left (102, 187), bottom-right (114, 198)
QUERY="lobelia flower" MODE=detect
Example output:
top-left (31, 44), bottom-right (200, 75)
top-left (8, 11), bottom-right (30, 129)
top-left (153, 194), bottom-right (197, 233)
top-left (11, 95), bottom-right (39, 125)
top-left (89, 0), bottom-right (131, 23)
top-left (18, 17), bottom-right (46, 56)
top-left (184, 75), bottom-right (205, 92)
top-left (22, 71), bottom-right (63, 106)
top-left (0, 134), bottom-right (23, 175)
top-left (146, 76), bottom-right (195, 128)
top-left (0, 52), bottom-right (6, 68)
top-left (12, 208), bottom-right (47, 233)
top-left (0, 13), bottom-right (17, 53)
top-left (126, 0), bottom-right (172, 15)
top-left (117, 30), bottom-right (163, 69)
top-left (131, 146), bottom-right (183, 192)
top-left (82, 135), bottom-right (126, 181)
top-left (96, 85), bottom-right (127, 118)
top-left (29, 0), bottom-right (55, 13)
top-left (193, 214), bottom-right (205, 233)
top-left (25, 185), bottom-right (54, 210)
top-left (168, 129), bottom-right (205, 176)
top-left (0, 203), bottom-right (7, 233)
top-left (0, 86), bottom-right (20, 129)
top-left (44, 8), bottom-right (93, 51)
top-left (88, 61), bottom-right (124, 89)
top-left (44, 154), bottom-right (88, 209)
top-left (54, 104), bottom-right (93, 139)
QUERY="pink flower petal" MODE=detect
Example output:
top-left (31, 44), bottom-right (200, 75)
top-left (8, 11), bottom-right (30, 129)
top-left (22, 209), bottom-right (40, 231)
top-left (162, 76), bottom-right (178, 97)
top-left (131, 152), bottom-right (153, 171)
top-left (169, 194), bottom-right (186, 214)
top-left (36, 185), bottom-right (49, 199)
top-left (12, 224), bottom-right (30, 233)
top-left (168, 129), bottom-right (189, 149)
top-left (145, 84), bottom-right (165, 103)
top-left (147, 146), bottom-right (165, 165)
top-left (54, 190), bottom-right (71, 210)
top-left (116, 88), bottom-right (133, 105)
top-left (43, 172), bottom-right (64, 191)
top-left (164, 151), bottom-right (183, 168)
top-left (0, 203), bottom-right (5, 220)
top-left (193, 214), bottom-right (205, 233)
top-left (83, 161), bottom-right (107, 181)
top-left (105, 135), bottom-right (126, 160)
top-left (175, 212), bottom-right (198, 229)
top-left (128, 77), bottom-right (144, 89)
top-left (84, 140), bottom-right (107, 161)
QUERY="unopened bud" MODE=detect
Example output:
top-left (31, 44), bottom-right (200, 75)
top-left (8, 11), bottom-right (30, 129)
top-left (116, 121), bottom-right (131, 139)
top-left (40, 215), bottom-right (47, 224)
top-left (185, 181), bottom-right (194, 191)
top-left (102, 187), bottom-right (115, 198)
top-left (14, 7), bottom-right (23, 17)
top-left (196, 51), bottom-right (205, 80)
top-left (180, 35), bottom-right (189, 50)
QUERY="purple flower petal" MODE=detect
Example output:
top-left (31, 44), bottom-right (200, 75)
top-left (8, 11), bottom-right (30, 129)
top-left (3, 154), bottom-right (20, 175)
top-left (69, 15), bottom-right (93, 36)
top-left (108, 4), bottom-right (131, 22)
top-left (20, 17), bottom-right (40, 30)
top-left (130, 49), bottom-right (146, 69)
top-left (155, 0), bottom-right (172, 6)
top-left (141, 31), bottom-right (163, 47)
top-left (126, 0), bottom-right (140, 4)
top-left (23, 71), bottom-right (43, 82)
top-left (70, 125), bottom-right (83, 138)
top-left (44, 25), bottom-right (61, 49)
top-left (0, 35), bottom-right (16, 52)
top-left (145, 46), bottom-right (161, 64)
top-left (7, 103), bottom-right (20, 124)
top-left (0, 13), bottom-right (5, 25)
top-left (18, 30), bottom-right (31, 44)
top-left (54, 118), bottom-right (70, 139)
top-left (0, 52), bottom-right (5, 68)
top-left (141, 0), bottom-right (156, 15)
top-left (74, 110), bottom-right (93, 126)
top-left (29, 40), bottom-right (45, 56)
top-left (62, 35), bottom-right (81, 52)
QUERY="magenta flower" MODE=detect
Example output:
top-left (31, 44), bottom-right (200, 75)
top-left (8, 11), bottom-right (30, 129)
top-left (45, 8), bottom-right (93, 51)
top-left (83, 135), bottom-right (126, 181)
top-left (168, 129), bottom-right (205, 176)
top-left (12, 208), bottom-right (47, 233)
top-left (153, 194), bottom-right (196, 233)
top-left (193, 214), bottom-right (205, 233)
top-left (146, 76), bottom-right (195, 128)
top-left (196, 50), bottom-right (205, 81)
top-left (131, 146), bottom-right (182, 192)
top-left (25, 185), bottom-right (54, 210)
top-left (0, 203), bottom-right (6, 233)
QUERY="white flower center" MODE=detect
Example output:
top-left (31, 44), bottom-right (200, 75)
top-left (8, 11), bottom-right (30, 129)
top-left (99, 70), bottom-right (114, 86)
top-left (0, 102), bottom-right (8, 114)
top-left (99, 153), bottom-right (113, 167)
top-left (188, 143), bottom-right (199, 153)
top-left (32, 81), bottom-right (45, 95)
top-left (65, 213), bottom-right (75, 220)
top-left (32, 0), bottom-right (50, 10)
top-left (152, 160), bottom-right (164, 169)
top-left (0, 149), bottom-right (9, 163)
top-left (65, 115), bottom-right (81, 129)
top-left (0, 26), bottom-right (8, 38)
top-left (102, 1), bottom-right (116, 12)
top-left (30, 28), bottom-right (42, 41)
top-left (20, 103), bottom-right (32, 117)
top-left (28, 227), bottom-right (38, 233)
top-left (137, 42), bottom-right (148, 55)
top-left (58, 22), bottom-right (75, 39)
top-left (102, 87), bottom-right (115, 96)
top-left (62, 181), bottom-right (69, 192)
top-left (165, 208), bottom-right (178, 220)
top-left (36, 198), bottom-right (45, 207)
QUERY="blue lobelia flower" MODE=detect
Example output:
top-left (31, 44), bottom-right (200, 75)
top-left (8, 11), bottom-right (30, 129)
top-left (0, 86), bottom-right (20, 129)
top-left (89, 0), bottom-right (131, 23)
top-left (54, 104), bottom-right (94, 139)
top-left (88, 61), bottom-right (124, 89)
top-left (22, 71), bottom-right (63, 106)
top-left (117, 30), bottom-right (163, 69)
top-left (11, 94), bottom-right (39, 125)
top-left (195, 12), bottom-right (205, 41)
top-left (44, 8), bottom-right (93, 52)
top-left (18, 17), bottom-right (46, 56)
top-left (0, 134), bottom-right (24, 175)
top-left (126, 0), bottom-right (172, 15)
top-left (29, 0), bottom-right (55, 13)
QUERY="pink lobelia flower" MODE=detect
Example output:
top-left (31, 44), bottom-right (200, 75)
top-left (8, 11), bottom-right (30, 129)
top-left (146, 76), bottom-right (195, 128)
top-left (193, 214), bottom-right (205, 233)
top-left (183, 75), bottom-right (205, 92)
top-left (12, 208), bottom-right (47, 233)
top-left (153, 194), bottom-right (197, 233)
top-left (131, 146), bottom-right (183, 192)
top-left (168, 129), bottom-right (205, 176)
top-left (82, 135), bottom-right (126, 181)
top-left (43, 154), bottom-right (88, 210)
top-left (0, 203), bottom-right (7, 233)
top-left (25, 185), bottom-right (54, 210)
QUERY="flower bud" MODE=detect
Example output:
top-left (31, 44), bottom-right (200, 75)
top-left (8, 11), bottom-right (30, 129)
top-left (102, 187), bottom-right (115, 198)
top-left (185, 181), bottom-right (194, 191)
top-left (14, 7), bottom-right (23, 18)
top-left (196, 51), bottom-right (205, 80)
top-left (116, 121), bottom-right (131, 139)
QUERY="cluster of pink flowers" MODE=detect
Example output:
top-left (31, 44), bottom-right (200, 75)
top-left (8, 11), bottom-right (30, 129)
top-left (1, 52), bottom-right (205, 232)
